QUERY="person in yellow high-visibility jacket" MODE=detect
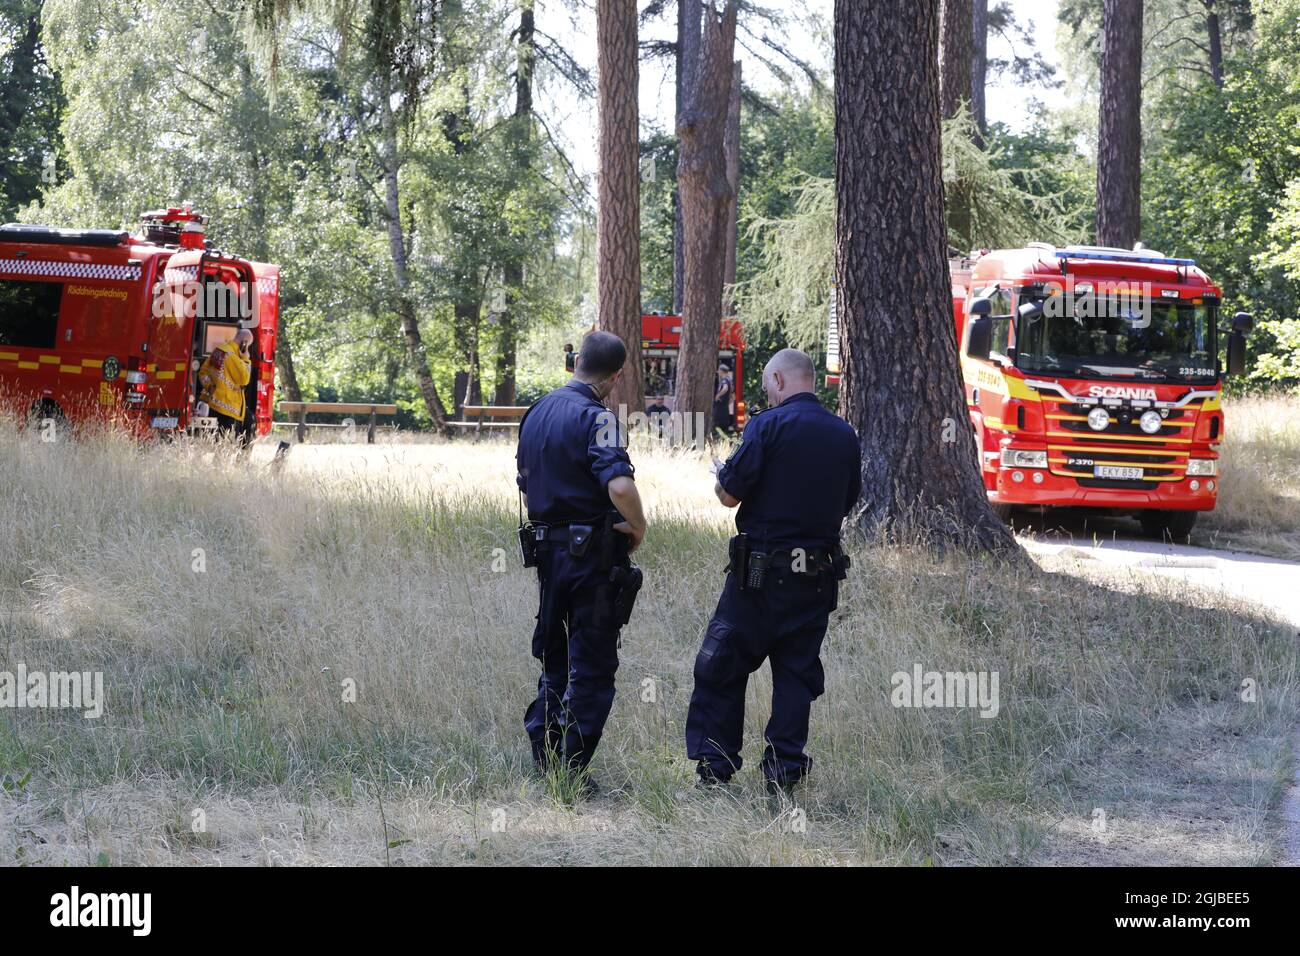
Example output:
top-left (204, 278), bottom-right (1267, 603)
top-left (197, 329), bottom-right (253, 440)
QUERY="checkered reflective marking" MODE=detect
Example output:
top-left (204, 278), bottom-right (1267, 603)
top-left (1, 259), bottom-right (142, 281)
top-left (257, 276), bottom-right (278, 295)
top-left (164, 266), bottom-right (199, 283)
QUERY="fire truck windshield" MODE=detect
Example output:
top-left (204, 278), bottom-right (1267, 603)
top-left (1015, 297), bottom-right (1218, 384)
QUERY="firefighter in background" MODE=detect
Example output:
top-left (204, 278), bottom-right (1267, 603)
top-left (516, 330), bottom-right (647, 797)
top-left (713, 361), bottom-right (734, 433)
top-left (197, 329), bottom-right (253, 442)
top-left (686, 348), bottom-right (860, 797)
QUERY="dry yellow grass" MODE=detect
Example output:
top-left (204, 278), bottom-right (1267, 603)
top-left (1197, 395), bottom-right (1300, 559)
top-left (1, 422), bottom-right (1297, 866)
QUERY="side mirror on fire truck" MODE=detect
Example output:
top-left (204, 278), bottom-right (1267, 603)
top-left (1224, 312), bottom-right (1253, 377)
top-left (1018, 300), bottom-right (1044, 322)
top-left (965, 297), bottom-right (994, 361)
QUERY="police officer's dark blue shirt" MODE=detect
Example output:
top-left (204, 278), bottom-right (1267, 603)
top-left (716, 392), bottom-right (861, 549)
top-left (517, 381), bottom-right (634, 525)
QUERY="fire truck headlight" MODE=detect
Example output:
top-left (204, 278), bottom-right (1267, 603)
top-left (1000, 448), bottom-right (1048, 469)
top-left (1087, 407), bottom-right (1111, 431)
top-left (1139, 410), bottom-right (1163, 434)
top-left (1186, 458), bottom-right (1218, 476)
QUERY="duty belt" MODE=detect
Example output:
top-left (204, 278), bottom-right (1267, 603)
top-left (729, 534), bottom-right (850, 590)
top-left (530, 522), bottom-right (604, 544)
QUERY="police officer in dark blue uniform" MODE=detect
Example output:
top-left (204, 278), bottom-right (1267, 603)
top-left (686, 348), bottom-right (860, 794)
top-left (517, 331), bottom-right (647, 792)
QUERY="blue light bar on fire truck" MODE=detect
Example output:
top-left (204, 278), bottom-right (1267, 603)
top-left (1053, 249), bottom-right (1197, 268)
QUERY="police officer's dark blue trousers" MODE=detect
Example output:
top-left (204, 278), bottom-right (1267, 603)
top-left (685, 566), bottom-right (836, 785)
top-left (524, 542), bottom-right (621, 772)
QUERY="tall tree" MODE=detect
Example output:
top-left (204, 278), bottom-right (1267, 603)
top-left (252, 0), bottom-right (452, 430)
top-left (1096, 0), bottom-right (1144, 249)
top-left (494, 0), bottom-right (535, 406)
top-left (673, 0), bottom-right (702, 314)
top-left (1204, 0), bottom-right (1224, 86)
top-left (834, 0), bottom-right (1016, 551)
top-left (596, 0), bottom-right (645, 414)
top-left (971, 0), bottom-right (988, 143)
top-left (722, 59), bottom-right (741, 315)
top-left (673, 1), bottom-right (736, 432)
top-left (940, 0), bottom-right (975, 247)
top-left (939, 0), bottom-right (974, 121)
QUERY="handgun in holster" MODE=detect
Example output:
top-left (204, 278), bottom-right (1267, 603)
top-left (519, 524), bottom-right (538, 568)
top-left (601, 512), bottom-right (642, 629)
top-left (518, 490), bottom-right (538, 568)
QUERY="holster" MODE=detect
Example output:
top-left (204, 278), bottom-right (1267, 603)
top-left (829, 542), bottom-right (851, 581)
top-left (610, 563), bottom-right (643, 628)
top-left (729, 534), bottom-right (767, 591)
top-left (519, 524), bottom-right (538, 568)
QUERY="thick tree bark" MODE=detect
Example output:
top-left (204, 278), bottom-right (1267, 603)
top-left (596, 0), bottom-right (645, 415)
top-left (939, 0), bottom-right (974, 120)
top-left (834, 0), bottom-right (1017, 553)
top-left (380, 79), bottom-right (449, 431)
top-left (723, 59), bottom-right (741, 316)
top-left (1206, 2), bottom-right (1224, 88)
top-left (674, 2), bottom-right (736, 434)
top-left (940, 0), bottom-right (974, 249)
top-left (1096, 0), bottom-right (1143, 250)
top-left (971, 0), bottom-right (988, 145)
top-left (673, 0), bottom-right (702, 315)
top-left (495, 0), bottom-right (535, 406)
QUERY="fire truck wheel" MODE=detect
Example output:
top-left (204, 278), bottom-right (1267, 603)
top-left (1138, 509), bottom-right (1198, 542)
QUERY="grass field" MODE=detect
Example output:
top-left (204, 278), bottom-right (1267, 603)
top-left (1, 400), bottom-right (1298, 866)
top-left (1197, 395), bottom-right (1300, 559)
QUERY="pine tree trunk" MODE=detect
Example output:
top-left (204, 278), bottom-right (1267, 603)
top-left (939, 0), bottom-right (973, 120)
top-left (723, 59), bottom-right (741, 316)
top-left (597, 0), bottom-right (645, 416)
top-left (673, 0), bottom-right (702, 315)
top-left (835, 0), bottom-right (1017, 553)
top-left (495, 0), bottom-right (535, 406)
top-left (940, 0), bottom-right (974, 249)
top-left (674, 2), bottom-right (736, 435)
top-left (1096, 0), bottom-right (1143, 250)
top-left (971, 0), bottom-right (988, 146)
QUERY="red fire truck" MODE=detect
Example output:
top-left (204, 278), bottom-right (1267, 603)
top-left (640, 312), bottom-right (746, 428)
top-left (0, 205), bottom-right (279, 438)
top-left (953, 244), bottom-right (1252, 537)
top-left (564, 314), bottom-right (747, 426)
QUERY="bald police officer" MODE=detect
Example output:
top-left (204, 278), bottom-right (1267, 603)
top-left (517, 331), bottom-right (647, 792)
top-left (686, 348), bottom-right (861, 794)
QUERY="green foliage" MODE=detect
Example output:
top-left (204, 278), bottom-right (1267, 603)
top-left (24, 0), bottom-right (584, 421)
top-left (738, 107), bottom-right (1091, 356)
top-left (0, 0), bottom-right (64, 219)
top-left (1142, 0), bottom-right (1300, 391)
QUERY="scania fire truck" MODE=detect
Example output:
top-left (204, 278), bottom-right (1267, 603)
top-left (953, 243), bottom-right (1252, 537)
top-left (0, 205), bottom-right (280, 438)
